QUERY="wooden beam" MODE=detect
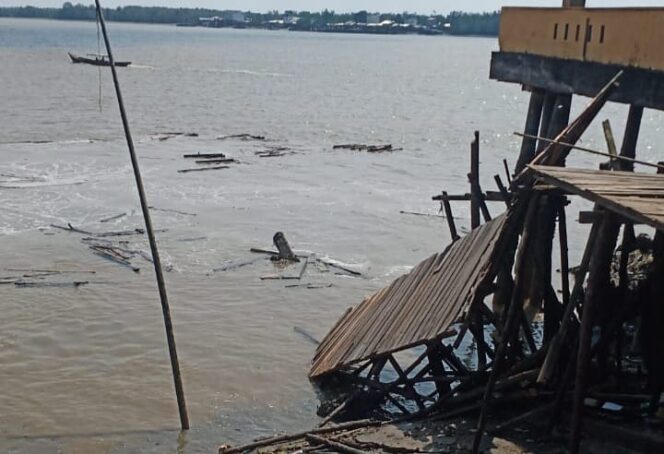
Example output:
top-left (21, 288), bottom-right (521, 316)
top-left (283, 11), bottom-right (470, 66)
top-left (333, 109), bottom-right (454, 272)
top-left (491, 52), bottom-right (664, 111)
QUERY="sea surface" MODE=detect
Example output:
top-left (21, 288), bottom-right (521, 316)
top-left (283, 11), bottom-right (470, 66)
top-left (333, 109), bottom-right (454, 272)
top-left (1, 17), bottom-right (663, 454)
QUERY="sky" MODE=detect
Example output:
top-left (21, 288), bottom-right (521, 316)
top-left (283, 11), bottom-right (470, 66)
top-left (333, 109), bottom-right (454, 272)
top-left (1, 1), bottom-right (664, 14)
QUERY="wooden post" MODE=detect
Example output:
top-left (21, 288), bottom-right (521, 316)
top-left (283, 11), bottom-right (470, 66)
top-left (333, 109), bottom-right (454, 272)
top-left (470, 131), bottom-right (481, 229)
top-left (427, 343), bottom-right (451, 397)
top-left (619, 105), bottom-right (644, 171)
top-left (558, 202), bottom-right (571, 309)
top-left (273, 231), bottom-right (300, 262)
top-left (569, 214), bottom-right (621, 454)
top-left (441, 192), bottom-right (460, 242)
top-left (515, 89), bottom-right (545, 173)
top-left (94, 0), bottom-right (189, 430)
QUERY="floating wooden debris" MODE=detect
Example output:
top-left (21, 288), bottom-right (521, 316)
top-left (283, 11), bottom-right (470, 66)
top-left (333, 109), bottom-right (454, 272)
top-left (195, 158), bottom-right (237, 165)
top-left (149, 206), bottom-right (197, 216)
top-left (15, 281), bottom-right (89, 288)
top-left (183, 152), bottom-right (226, 159)
top-left (178, 165), bottom-right (230, 173)
top-left (51, 223), bottom-right (148, 237)
top-left (255, 146), bottom-right (292, 158)
top-left (333, 144), bottom-right (401, 153)
top-left (399, 210), bottom-right (446, 218)
top-left (218, 133), bottom-right (266, 141)
top-left (154, 132), bottom-right (198, 141)
top-left (99, 212), bottom-right (127, 223)
top-left (213, 256), bottom-right (266, 273)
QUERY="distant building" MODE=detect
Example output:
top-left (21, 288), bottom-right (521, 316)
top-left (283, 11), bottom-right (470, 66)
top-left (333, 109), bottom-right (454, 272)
top-left (199, 16), bottom-right (223, 27)
top-left (405, 17), bottom-right (418, 27)
top-left (367, 13), bottom-right (381, 24)
top-left (224, 10), bottom-right (245, 24)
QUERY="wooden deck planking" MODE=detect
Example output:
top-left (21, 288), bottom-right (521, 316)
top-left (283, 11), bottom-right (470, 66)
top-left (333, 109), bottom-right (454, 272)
top-left (310, 214), bottom-right (508, 378)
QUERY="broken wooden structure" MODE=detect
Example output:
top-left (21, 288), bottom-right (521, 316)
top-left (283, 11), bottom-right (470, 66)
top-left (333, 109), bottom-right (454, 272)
top-left (303, 4), bottom-right (664, 454)
top-left (217, 3), bottom-right (664, 453)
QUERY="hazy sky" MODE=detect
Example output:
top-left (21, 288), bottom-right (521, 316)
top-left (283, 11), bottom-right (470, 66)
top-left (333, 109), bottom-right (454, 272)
top-left (1, 1), bottom-right (663, 14)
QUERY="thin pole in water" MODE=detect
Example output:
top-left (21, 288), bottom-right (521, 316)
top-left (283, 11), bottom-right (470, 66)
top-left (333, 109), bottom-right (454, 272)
top-left (93, 0), bottom-right (189, 430)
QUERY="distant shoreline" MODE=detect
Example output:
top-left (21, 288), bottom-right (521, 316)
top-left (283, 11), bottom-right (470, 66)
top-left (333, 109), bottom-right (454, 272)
top-left (0, 5), bottom-right (500, 37)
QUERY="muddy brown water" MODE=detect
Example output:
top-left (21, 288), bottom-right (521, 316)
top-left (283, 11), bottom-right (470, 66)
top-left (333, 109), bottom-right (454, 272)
top-left (2, 17), bottom-right (663, 453)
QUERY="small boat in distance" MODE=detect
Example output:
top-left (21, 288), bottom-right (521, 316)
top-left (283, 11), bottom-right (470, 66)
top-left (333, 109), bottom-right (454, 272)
top-left (68, 52), bottom-right (131, 67)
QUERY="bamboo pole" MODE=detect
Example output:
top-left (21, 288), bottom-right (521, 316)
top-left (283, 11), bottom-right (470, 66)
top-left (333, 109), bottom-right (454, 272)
top-left (94, 0), bottom-right (189, 430)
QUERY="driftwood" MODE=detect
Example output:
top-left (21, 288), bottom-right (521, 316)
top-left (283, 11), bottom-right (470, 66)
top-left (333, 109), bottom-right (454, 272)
top-left (219, 419), bottom-right (381, 454)
top-left (255, 147), bottom-right (291, 158)
top-left (51, 223), bottom-right (93, 235)
top-left (399, 210), bottom-right (445, 218)
top-left (99, 212), bottom-right (127, 223)
top-left (285, 283), bottom-right (333, 289)
top-left (178, 166), bottom-right (230, 173)
top-left (149, 206), bottom-right (197, 216)
top-left (195, 158), bottom-right (237, 165)
top-left (333, 144), bottom-right (401, 153)
top-left (15, 281), bottom-right (89, 288)
top-left (218, 133), bottom-right (266, 141)
top-left (183, 152), bottom-right (226, 159)
top-left (305, 434), bottom-right (369, 454)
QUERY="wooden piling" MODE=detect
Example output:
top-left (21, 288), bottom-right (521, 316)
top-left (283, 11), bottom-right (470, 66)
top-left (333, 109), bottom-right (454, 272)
top-left (569, 214), bottom-right (621, 453)
top-left (440, 192), bottom-right (460, 242)
top-left (515, 89), bottom-right (545, 173)
top-left (619, 105), bottom-right (644, 171)
top-left (94, 0), bottom-right (189, 430)
top-left (470, 131), bottom-right (481, 229)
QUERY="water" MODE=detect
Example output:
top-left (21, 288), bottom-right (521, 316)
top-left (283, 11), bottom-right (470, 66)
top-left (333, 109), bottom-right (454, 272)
top-left (2, 17), bottom-right (664, 453)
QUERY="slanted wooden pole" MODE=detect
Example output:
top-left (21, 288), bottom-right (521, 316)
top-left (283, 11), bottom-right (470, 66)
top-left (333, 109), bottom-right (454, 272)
top-left (515, 89), bottom-right (545, 173)
top-left (94, 0), bottom-right (189, 430)
top-left (441, 192), bottom-right (460, 242)
top-left (470, 131), bottom-right (481, 229)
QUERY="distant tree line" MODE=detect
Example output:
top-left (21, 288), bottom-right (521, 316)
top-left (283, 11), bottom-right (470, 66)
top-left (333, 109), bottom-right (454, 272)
top-left (0, 3), bottom-right (500, 36)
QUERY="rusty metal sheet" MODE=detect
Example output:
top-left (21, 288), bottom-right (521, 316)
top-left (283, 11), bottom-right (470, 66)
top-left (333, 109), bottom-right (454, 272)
top-left (529, 166), bottom-right (664, 232)
top-left (310, 213), bottom-right (508, 378)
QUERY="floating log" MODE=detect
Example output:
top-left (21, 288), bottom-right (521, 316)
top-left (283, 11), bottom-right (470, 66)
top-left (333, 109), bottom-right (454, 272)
top-left (218, 133), bottom-right (265, 141)
top-left (149, 206), bottom-right (197, 216)
top-left (195, 158), bottom-right (236, 165)
top-left (333, 143), bottom-right (401, 153)
top-left (399, 210), bottom-right (445, 218)
top-left (178, 166), bottom-right (230, 173)
top-left (99, 212), bottom-right (127, 223)
top-left (15, 281), bottom-right (89, 288)
top-left (51, 223), bottom-right (93, 235)
top-left (183, 152), bottom-right (226, 159)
